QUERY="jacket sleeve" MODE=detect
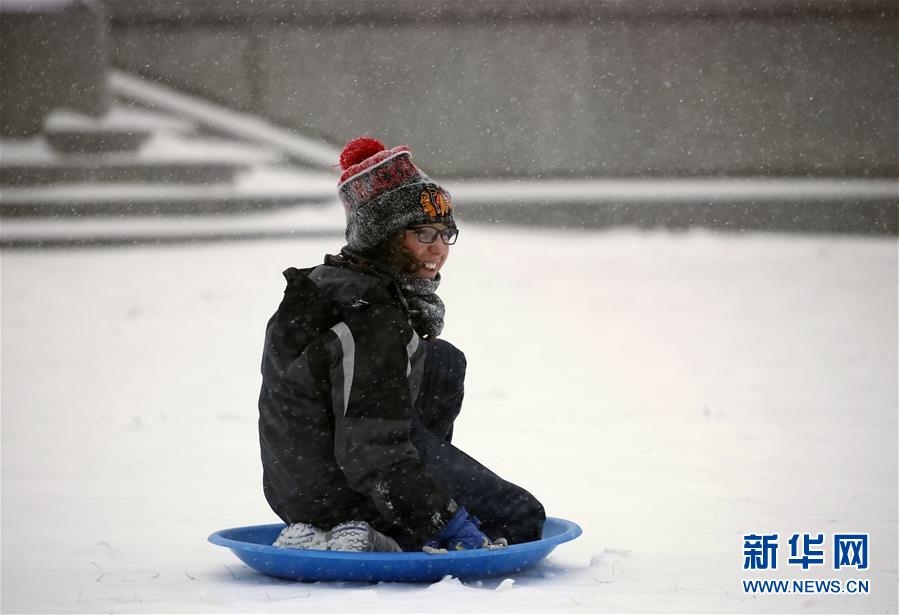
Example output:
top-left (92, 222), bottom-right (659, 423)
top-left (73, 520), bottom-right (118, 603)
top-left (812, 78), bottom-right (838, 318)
top-left (315, 301), bottom-right (456, 541)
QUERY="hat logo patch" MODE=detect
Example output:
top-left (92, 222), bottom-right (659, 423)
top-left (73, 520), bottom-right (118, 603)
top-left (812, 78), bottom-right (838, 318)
top-left (419, 184), bottom-right (452, 219)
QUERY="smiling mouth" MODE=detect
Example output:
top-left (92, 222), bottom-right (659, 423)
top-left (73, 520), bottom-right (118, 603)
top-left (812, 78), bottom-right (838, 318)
top-left (423, 262), bottom-right (438, 271)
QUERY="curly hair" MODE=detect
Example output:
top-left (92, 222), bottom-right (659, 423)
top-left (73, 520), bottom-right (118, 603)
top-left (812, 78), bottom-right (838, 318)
top-left (355, 231), bottom-right (416, 273)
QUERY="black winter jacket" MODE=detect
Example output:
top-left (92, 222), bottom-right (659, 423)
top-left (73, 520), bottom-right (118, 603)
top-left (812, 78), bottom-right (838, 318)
top-left (258, 257), bottom-right (457, 544)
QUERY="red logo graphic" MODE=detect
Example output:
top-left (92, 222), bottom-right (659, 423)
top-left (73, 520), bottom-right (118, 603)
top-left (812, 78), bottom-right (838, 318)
top-left (419, 184), bottom-right (452, 219)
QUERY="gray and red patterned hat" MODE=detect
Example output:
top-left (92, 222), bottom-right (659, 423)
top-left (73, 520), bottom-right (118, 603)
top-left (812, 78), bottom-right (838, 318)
top-left (337, 136), bottom-right (455, 251)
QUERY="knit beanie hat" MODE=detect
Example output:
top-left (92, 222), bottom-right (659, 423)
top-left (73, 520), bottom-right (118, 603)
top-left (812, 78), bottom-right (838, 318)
top-left (337, 136), bottom-right (455, 251)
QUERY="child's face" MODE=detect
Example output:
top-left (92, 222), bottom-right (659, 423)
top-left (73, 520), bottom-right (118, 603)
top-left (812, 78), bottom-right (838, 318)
top-left (401, 224), bottom-right (452, 279)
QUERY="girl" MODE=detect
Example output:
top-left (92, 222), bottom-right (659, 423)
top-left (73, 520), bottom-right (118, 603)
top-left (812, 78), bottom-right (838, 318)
top-left (258, 137), bottom-right (545, 552)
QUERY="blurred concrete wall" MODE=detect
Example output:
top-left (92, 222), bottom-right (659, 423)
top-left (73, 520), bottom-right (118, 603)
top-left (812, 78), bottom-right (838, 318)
top-left (1, 0), bottom-right (110, 137)
top-left (107, 0), bottom-right (898, 178)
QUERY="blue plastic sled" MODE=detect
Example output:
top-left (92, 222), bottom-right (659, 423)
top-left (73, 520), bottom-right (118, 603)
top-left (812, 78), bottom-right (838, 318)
top-left (208, 517), bottom-right (581, 583)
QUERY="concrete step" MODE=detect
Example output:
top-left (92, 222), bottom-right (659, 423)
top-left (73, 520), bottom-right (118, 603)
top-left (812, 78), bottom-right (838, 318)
top-left (451, 178), bottom-right (899, 235)
top-left (0, 160), bottom-right (248, 186)
top-left (0, 201), bottom-right (345, 248)
top-left (41, 106), bottom-right (198, 154)
top-left (45, 106), bottom-right (197, 135)
top-left (0, 166), bottom-right (337, 217)
top-left (44, 128), bottom-right (153, 155)
top-left (2, 177), bottom-right (895, 247)
top-left (0, 131), bottom-right (285, 186)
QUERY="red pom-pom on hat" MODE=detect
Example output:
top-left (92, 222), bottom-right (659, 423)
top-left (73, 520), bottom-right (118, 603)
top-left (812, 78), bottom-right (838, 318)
top-left (340, 136), bottom-right (386, 170)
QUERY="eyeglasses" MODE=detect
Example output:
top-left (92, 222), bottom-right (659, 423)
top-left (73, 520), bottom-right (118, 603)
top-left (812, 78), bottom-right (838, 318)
top-left (407, 226), bottom-right (459, 245)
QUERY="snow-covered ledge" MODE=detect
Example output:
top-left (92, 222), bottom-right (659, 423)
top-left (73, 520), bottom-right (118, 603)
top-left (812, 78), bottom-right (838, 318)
top-left (109, 70), bottom-right (340, 171)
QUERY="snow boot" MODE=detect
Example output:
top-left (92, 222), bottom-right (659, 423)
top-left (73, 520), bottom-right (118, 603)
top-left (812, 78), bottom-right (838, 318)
top-left (327, 521), bottom-right (402, 552)
top-left (272, 522), bottom-right (329, 550)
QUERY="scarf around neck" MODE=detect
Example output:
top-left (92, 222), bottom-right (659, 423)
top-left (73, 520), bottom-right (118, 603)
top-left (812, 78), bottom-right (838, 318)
top-left (336, 247), bottom-right (445, 339)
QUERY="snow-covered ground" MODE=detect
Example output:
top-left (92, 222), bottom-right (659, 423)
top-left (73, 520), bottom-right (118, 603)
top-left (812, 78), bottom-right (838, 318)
top-left (1, 224), bottom-right (896, 613)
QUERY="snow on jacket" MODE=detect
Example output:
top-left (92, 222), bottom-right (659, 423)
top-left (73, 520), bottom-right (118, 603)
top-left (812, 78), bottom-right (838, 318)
top-left (258, 257), bottom-right (457, 543)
